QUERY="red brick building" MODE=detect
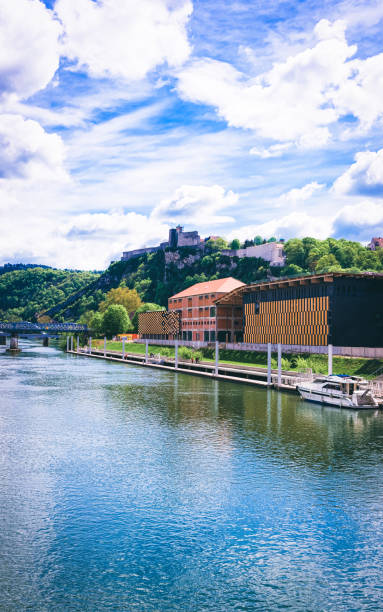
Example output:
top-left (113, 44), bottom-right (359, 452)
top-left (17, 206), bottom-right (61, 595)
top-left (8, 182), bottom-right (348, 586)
top-left (168, 277), bottom-right (245, 342)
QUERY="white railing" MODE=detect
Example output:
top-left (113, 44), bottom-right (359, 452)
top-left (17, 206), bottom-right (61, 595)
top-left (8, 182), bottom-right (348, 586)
top-left (135, 339), bottom-right (383, 358)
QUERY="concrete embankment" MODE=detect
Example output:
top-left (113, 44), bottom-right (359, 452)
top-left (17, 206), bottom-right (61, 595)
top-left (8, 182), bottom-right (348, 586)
top-left (67, 348), bottom-right (305, 393)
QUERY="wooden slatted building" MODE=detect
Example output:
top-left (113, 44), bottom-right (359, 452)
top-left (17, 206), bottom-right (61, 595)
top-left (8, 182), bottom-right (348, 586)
top-left (215, 272), bottom-right (383, 347)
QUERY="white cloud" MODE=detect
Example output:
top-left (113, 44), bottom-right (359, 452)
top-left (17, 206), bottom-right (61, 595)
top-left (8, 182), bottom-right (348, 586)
top-left (176, 18), bottom-right (383, 148)
top-left (56, 0), bottom-right (193, 81)
top-left (332, 200), bottom-right (383, 240)
top-left (151, 184), bottom-right (237, 225)
top-left (250, 143), bottom-right (292, 158)
top-left (0, 0), bottom-right (61, 99)
top-left (278, 182), bottom-right (324, 207)
top-left (333, 148), bottom-right (383, 197)
top-left (0, 114), bottom-right (67, 181)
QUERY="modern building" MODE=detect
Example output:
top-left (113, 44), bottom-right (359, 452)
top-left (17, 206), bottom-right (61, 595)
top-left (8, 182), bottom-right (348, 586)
top-left (368, 237), bottom-right (383, 250)
top-left (221, 241), bottom-right (286, 266)
top-left (168, 277), bottom-right (245, 342)
top-left (215, 272), bottom-right (383, 347)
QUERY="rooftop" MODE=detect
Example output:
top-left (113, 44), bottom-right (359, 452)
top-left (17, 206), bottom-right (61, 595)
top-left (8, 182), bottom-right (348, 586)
top-left (170, 277), bottom-right (245, 299)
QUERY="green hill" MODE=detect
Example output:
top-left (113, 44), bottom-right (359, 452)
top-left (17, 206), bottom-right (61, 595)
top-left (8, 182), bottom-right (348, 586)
top-left (0, 266), bottom-right (100, 321)
top-left (40, 236), bottom-right (383, 322)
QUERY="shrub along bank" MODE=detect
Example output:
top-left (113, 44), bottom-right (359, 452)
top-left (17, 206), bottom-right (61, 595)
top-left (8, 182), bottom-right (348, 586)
top-left (88, 340), bottom-right (383, 379)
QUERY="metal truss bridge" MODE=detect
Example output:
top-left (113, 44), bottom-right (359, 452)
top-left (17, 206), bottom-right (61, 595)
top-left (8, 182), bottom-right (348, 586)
top-left (0, 322), bottom-right (88, 334)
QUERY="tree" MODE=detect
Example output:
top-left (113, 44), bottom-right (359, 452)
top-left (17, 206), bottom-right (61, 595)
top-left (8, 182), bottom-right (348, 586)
top-left (315, 254), bottom-right (341, 273)
top-left (90, 312), bottom-right (104, 337)
top-left (99, 287), bottom-right (142, 313)
top-left (283, 238), bottom-right (306, 268)
top-left (267, 237), bottom-right (277, 242)
top-left (254, 235), bottom-right (263, 245)
top-left (229, 239), bottom-right (241, 250)
top-left (78, 310), bottom-right (95, 327)
top-left (205, 237), bottom-right (228, 252)
top-left (243, 239), bottom-right (254, 248)
top-left (102, 305), bottom-right (132, 338)
top-left (131, 302), bottom-right (165, 331)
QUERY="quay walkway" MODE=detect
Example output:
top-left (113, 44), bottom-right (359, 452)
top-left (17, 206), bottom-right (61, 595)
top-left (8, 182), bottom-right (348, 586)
top-left (67, 346), bottom-right (311, 393)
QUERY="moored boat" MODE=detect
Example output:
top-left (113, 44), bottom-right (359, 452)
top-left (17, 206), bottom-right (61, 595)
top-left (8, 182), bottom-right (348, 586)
top-left (297, 374), bottom-right (379, 409)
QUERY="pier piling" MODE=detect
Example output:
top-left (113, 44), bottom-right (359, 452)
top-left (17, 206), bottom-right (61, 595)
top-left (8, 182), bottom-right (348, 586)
top-left (328, 344), bottom-right (333, 375)
top-left (215, 341), bottom-right (219, 376)
top-left (267, 343), bottom-right (272, 386)
top-left (277, 344), bottom-right (282, 387)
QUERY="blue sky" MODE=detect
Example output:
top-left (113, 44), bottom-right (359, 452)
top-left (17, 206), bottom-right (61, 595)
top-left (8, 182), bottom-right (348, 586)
top-left (0, 0), bottom-right (383, 269)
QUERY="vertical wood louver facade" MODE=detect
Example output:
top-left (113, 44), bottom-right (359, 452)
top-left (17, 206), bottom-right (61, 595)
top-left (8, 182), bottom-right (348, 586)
top-left (244, 295), bottom-right (329, 345)
top-left (216, 273), bottom-right (383, 348)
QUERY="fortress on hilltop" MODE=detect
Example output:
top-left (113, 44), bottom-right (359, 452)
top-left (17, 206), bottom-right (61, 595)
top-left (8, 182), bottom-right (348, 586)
top-left (121, 225), bottom-right (286, 266)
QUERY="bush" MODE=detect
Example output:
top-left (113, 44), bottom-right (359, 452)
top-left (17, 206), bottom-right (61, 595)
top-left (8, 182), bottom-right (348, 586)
top-left (179, 346), bottom-right (193, 360)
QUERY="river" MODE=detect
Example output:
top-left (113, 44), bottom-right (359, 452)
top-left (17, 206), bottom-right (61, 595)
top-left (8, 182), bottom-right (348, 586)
top-left (1, 340), bottom-right (383, 611)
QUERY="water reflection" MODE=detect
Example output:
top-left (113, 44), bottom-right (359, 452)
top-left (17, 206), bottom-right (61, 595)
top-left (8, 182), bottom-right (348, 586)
top-left (1, 341), bottom-right (383, 611)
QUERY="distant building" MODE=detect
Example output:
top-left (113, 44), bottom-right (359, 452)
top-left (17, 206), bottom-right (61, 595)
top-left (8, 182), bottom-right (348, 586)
top-left (222, 241), bottom-right (286, 266)
top-left (215, 272), bottom-right (383, 347)
top-left (368, 237), bottom-right (383, 250)
top-left (168, 277), bottom-right (245, 342)
top-left (122, 226), bottom-right (203, 261)
top-left (122, 226), bottom-right (286, 264)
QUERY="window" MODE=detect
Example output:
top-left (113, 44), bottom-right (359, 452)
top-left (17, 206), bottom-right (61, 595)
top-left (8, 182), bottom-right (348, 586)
top-left (210, 306), bottom-right (216, 317)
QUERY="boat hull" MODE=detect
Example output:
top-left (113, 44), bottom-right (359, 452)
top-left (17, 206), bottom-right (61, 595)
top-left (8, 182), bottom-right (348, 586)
top-left (298, 388), bottom-right (376, 410)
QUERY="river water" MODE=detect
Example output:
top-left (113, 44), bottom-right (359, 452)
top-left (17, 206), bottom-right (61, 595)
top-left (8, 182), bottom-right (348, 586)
top-left (1, 340), bottom-right (383, 611)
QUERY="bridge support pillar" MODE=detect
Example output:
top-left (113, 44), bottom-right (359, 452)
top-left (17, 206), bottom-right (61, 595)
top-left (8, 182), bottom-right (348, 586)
top-left (0, 335), bottom-right (6, 345)
top-left (6, 333), bottom-right (21, 354)
top-left (43, 336), bottom-right (49, 347)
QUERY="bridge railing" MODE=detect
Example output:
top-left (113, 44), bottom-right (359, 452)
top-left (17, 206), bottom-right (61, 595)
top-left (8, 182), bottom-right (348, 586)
top-left (0, 322), bottom-right (88, 332)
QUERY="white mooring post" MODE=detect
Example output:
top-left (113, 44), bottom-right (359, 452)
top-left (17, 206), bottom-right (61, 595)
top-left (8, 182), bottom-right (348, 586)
top-left (267, 343), bottom-right (272, 386)
top-left (328, 343), bottom-right (333, 375)
top-left (88, 336), bottom-right (92, 353)
top-left (104, 336), bottom-right (106, 357)
top-left (71, 336), bottom-right (74, 351)
top-left (77, 335), bottom-right (80, 353)
top-left (66, 336), bottom-right (69, 352)
top-left (277, 343), bottom-right (282, 388)
top-left (175, 340), bottom-right (179, 369)
top-left (122, 338), bottom-right (125, 359)
top-left (215, 341), bottom-right (219, 376)
top-left (145, 339), bottom-right (149, 364)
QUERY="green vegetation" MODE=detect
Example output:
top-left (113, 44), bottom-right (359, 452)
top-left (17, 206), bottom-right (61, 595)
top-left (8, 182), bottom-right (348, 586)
top-left (5, 236), bottom-right (382, 323)
top-left (0, 266), bottom-right (99, 321)
top-left (102, 305), bottom-right (132, 337)
top-left (90, 341), bottom-right (383, 379)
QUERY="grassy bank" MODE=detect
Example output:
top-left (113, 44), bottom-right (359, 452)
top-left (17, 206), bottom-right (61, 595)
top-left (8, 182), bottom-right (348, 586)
top-left (90, 340), bottom-right (383, 379)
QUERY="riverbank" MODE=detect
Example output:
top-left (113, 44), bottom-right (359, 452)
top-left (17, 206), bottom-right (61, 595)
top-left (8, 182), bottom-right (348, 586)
top-left (90, 340), bottom-right (383, 379)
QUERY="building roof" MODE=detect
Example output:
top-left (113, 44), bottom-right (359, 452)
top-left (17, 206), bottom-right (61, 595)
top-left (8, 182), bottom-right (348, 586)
top-left (215, 271), bottom-right (383, 305)
top-left (170, 277), bottom-right (245, 299)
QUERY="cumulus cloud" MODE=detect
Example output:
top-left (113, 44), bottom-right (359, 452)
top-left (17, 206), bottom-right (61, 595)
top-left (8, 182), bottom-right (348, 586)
top-left (333, 148), bottom-right (383, 196)
top-left (0, 0), bottom-right (61, 99)
top-left (150, 184), bottom-right (237, 225)
top-left (277, 182), bottom-right (325, 207)
top-left (332, 200), bottom-right (383, 240)
top-left (56, 0), bottom-right (193, 81)
top-left (176, 18), bottom-right (383, 148)
top-left (0, 114), bottom-right (67, 181)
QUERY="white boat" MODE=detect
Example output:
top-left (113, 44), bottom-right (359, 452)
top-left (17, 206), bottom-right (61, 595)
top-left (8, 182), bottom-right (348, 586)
top-left (297, 375), bottom-right (379, 409)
